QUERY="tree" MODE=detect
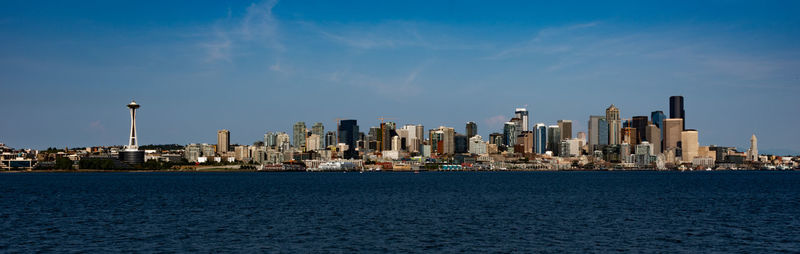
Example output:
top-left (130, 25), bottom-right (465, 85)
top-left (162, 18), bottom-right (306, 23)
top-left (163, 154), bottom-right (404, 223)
top-left (55, 157), bottom-right (73, 170)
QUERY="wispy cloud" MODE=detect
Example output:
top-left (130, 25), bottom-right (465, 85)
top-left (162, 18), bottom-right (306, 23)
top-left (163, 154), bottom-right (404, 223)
top-left (198, 0), bottom-right (282, 63)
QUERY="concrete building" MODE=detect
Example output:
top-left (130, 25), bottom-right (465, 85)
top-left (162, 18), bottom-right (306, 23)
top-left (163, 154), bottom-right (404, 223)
top-left (681, 130), bottom-right (699, 163)
top-left (217, 129), bottom-right (230, 155)
top-left (606, 105), bottom-right (621, 145)
top-left (748, 134), bottom-right (759, 161)
top-left (560, 139), bottom-right (581, 157)
top-left (307, 134), bottom-right (322, 151)
top-left (646, 124), bottom-right (662, 155)
top-left (558, 120), bottom-right (572, 140)
top-left (465, 122), bottom-right (477, 138)
top-left (519, 131), bottom-right (534, 154)
top-left (311, 122), bottom-right (324, 149)
top-left (468, 135), bottom-right (487, 155)
top-left (264, 132), bottom-right (278, 148)
top-left (664, 118), bottom-right (684, 152)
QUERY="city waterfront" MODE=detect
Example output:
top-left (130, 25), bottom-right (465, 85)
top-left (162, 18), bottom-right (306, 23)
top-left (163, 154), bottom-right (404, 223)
top-left (2, 171), bottom-right (798, 252)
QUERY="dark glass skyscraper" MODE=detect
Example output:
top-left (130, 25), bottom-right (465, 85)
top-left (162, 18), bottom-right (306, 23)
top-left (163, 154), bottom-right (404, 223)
top-left (669, 96), bottom-right (685, 130)
top-left (338, 119), bottom-right (359, 159)
top-left (632, 116), bottom-right (649, 144)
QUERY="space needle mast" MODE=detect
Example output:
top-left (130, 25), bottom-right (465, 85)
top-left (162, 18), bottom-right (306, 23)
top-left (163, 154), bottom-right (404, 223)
top-left (126, 100), bottom-right (140, 151)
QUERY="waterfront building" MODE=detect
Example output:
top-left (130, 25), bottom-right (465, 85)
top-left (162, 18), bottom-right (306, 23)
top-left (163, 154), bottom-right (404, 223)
top-left (664, 118), bottom-right (684, 152)
top-left (547, 125), bottom-right (561, 155)
top-left (293, 122), bottom-right (307, 149)
top-left (646, 124), bottom-right (662, 154)
top-left (234, 145), bottom-right (251, 161)
top-left (606, 105), bottom-right (621, 145)
top-left (468, 135), bottom-right (487, 155)
top-left (515, 108), bottom-right (529, 131)
top-left (534, 123), bottom-right (547, 154)
top-left (670, 96), bottom-right (686, 130)
top-left (338, 120), bottom-right (359, 159)
top-left (681, 130), bottom-right (699, 163)
top-left (217, 129), bottom-right (230, 155)
top-left (558, 120), bottom-right (573, 140)
top-left (466, 122), bottom-right (477, 138)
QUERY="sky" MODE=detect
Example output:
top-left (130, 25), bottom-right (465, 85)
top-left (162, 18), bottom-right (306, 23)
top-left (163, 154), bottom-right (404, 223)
top-left (1, 1), bottom-right (799, 154)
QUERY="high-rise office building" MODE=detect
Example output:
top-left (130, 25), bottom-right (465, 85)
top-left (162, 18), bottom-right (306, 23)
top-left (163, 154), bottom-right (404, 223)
top-left (489, 133), bottom-right (503, 146)
top-left (646, 124), bottom-right (661, 154)
top-left (651, 110), bottom-right (666, 148)
top-left (606, 105), bottom-right (621, 145)
top-left (670, 96), bottom-right (685, 130)
top-left (503, 122), bottom-right (517, 147)
top-left (547, 125), bottom-right (561, 155)
top-left (325, 131), bottom-right (336, 148)
top-left (588, 116), bottom-right (605, 150)
top-left (558, 120), bottom-right (573, 140)
top-left (520, 131), bottom-right (534, 154)
top-left (632, 116), bottom-right (648, 144)
top-left (515, 108), bottom-right (529, 131)
top-left (264, 132), bottom-right (278, 148)
top-left (311, 122), bottom-right (324, 149)
top-left (664, 118), bottom-right (684, 151)
top-left (292, 122), bottom-right (306, 149)
top-left (338, 120), bottom-right (359, 159)
top-left (534, 123), bottom-right (547, 154)
top-left (466, 122), bottom-right (477, 138)
top-left (681, 130), bottom-right (698, 163)
top-left (217, 129), bottom-right (230, 155)
top-left (598, 118), bottom-right (608, 147)
top-left (468, 135), bottom-right (487, 155)
top-left (621, 127), bottom-right (636, 145)
top-left (510, 117), bottom-right (523, 139)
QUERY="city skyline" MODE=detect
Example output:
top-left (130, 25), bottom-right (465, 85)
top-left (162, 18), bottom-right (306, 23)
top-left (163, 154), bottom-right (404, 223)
top-left (1, 1), bottom-right (798, 154)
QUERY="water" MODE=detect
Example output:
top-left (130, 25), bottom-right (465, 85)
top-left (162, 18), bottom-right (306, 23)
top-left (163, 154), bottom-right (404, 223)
top-left (1, 171), bottom-right (798, 252)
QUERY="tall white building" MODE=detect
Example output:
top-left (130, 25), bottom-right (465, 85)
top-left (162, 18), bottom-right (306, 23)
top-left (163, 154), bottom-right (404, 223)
top-left (515, 108), bottom-right (529, 131)
top-left (748, 134), bottom-right (758, 161)
top-left (468, 135), bottom-right (488, 155)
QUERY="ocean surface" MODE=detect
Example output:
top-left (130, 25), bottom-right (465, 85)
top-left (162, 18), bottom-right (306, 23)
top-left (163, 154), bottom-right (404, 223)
top-left (1, 171), bottom-right (798, 252)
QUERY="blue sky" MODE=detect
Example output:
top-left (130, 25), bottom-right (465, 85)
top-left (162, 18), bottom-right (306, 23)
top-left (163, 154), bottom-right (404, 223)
top-left (1, 1), bottom-right (799, 154)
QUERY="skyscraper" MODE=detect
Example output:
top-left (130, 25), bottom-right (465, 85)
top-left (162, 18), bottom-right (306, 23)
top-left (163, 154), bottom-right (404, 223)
top-left (646, 124), bottom-right (661, 154)
top-left (465, 121), bottom-right (477, 138)
top-left (292, 122), bottom-right (306, 149)
top-left (558, 120), bottom-right (572, 140)
top-left (664, 118), bottom-right (684, 151)
top-left (632, 116), bottom-right (648, 144)
top-left (217, 129), bottom-right (230, 155)
top-left (515, 108), bottom-right (529, 131)
top-left (681, 130), bottom-right (698, 162)
top-left (547, 125), bottom-right (561, 155)
top-left (503, 122), bottom-right (517, 147)
top-left (325, 131), bottom-right (336, 148)
top-left (534, 123), bottom-right (547, 154)
top-left (651, 110), bottom-right (666, 148)
top-left (311, 122), bottom-right (324, 149)
top-left (588, 116), bottom-right (605, 151)
top-left (670, 96), bottom-right (685, 130)
top-left (454, 133), bottom-right (468, 154)
top-left (598, 118), bottom-right (608, 147)
top-left (606, 105), bottom-right (621, 145)
top-left (338, 120), bottom-right (359, 159)
top-left (264, 132), bottom-right (278, 147)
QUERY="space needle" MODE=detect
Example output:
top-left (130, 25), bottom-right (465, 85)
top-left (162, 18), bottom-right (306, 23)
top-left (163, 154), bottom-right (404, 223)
top-left (119, 100), bottom-right (145, 164)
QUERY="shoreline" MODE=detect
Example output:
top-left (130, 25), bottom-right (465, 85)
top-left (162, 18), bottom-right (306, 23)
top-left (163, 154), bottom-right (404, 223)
top-left (1, 168), bottom-right (793, 173)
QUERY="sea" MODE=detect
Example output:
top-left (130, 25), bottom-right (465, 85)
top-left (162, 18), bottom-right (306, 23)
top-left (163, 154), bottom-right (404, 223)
top-left (1, 171), bottom-right (798, 252)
